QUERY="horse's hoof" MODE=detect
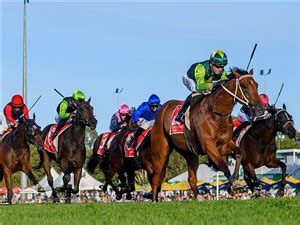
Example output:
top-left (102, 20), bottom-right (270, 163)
top-left (53, 197), bottom-right (59, 203)
top-left (100, 185), bottom-right (107, 192)
top-left (276, 189), bottom-right (284, 197)
top-left (37, 187), bottom-right (45, 193)
top-left (116, 193), bottom-right (122, 200)
top-left (65, 198), bottom-right (71, 204)
top-left (126, 193), bottom-right (132, 200)
top-left (143, 192), bottom-right (153, 200)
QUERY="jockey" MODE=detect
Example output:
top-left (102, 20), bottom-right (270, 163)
top-left (128, 94), bottom-right (162, 147)
top-left (238, 93), bottom-right (270, 123)
top-left (109, 104), bottom-right (131, 132)
top-left (3, 95), bottom-right (29, 129)
top-left (51, 90), bottom-right (85, 141)
top-left (175, 50), bottom-right (230, 122)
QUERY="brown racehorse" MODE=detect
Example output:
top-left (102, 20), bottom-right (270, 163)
top-left (87, 117), bottom-right (136, 193)
top-left (0, 114), bottom-right (45, 204)
top-left (149, 68), bottom-right (265, 201)
top-left (37, 98), bottom-right (97, 203)
top-left (102, 129), bottom-right (153, 200)
top-left (235, 104), bottom-right (296, 196)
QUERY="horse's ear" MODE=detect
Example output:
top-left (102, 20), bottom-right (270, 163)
top-left (283, 103), bottom-right (286, 110)
top-left (87, 97), bottom-right (91, 104)
top-left (249, 68), bottom-right (254, 75)
top-left (230, 68), bottom-right (241, 78)
top-left (33, 113), bottom-right (36, 121)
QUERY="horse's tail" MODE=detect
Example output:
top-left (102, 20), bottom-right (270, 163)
top-left (87, 134), bottom-right (103, 174)
top-left (0, 165), bottom-right (3, 182)
top-left (34, 124), bottom-right (52, 170)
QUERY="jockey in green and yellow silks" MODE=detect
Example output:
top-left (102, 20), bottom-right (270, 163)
top-left (175, 50), bottom-right (230, 122)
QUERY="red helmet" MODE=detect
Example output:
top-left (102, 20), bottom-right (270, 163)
top-left (259, 94), bottom-right (269, 105)
top-left (11, 95), bottom-right (24, 107)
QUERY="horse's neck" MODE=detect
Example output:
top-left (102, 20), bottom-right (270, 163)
top-left (10, 126), bottom-right (27, 147)
top-left (71, 123), bottom-right (86, 142)
top-left (251, 116), bottom-right (276, 143)
top-left (209, 83), bottom-right (235, 116)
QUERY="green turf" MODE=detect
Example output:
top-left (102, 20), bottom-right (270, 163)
top-left (0, 198), bottom-right (299, 225)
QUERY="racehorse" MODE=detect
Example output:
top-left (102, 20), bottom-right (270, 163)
top-left (102, 129), bottom-right (153, 200)
top-left (235, 104), bottom-right (296, 196)
top-left (37, 98), bottom-right (97, 203)
top-left (0, 114), bottom-right (44, 204)
top-left (87, 117), bottom-right (136, 192)
top-left (149, 68), bottom-right (265, 201)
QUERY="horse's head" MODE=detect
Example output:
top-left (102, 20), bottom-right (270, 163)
top-left (75, 97), bottom-right (97, 130)
top-left (272, 104), bottom-right (296, 139)
top-left (23, 113), bottom-right (44, 151)
top-left (229, 68), bottom-right (265, 117)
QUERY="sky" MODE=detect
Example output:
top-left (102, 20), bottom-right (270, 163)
top-left (1, 0), bottom-right (300, 133)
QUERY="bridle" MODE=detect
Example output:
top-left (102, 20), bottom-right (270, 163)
top-left (208, 75), bottom-right (253, 116)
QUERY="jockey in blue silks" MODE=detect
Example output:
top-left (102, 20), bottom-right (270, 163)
top-left (128, 94), bottom-right (162, 147)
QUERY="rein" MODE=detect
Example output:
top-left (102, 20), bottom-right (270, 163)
top-left (208, 75), bottom-right (253, 116)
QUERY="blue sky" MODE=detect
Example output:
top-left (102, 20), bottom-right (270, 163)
top-left (1, 1), bottom-right (300, 133)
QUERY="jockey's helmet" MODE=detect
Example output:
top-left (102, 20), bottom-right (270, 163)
top-left (11, 95), bottom-right (24, 107)
top-left (118, 104), bottom-right (130, 114)
top-left (148, 94), bottom-right (160, 106)
top-left (259, 94), bottom-right (269, 105)
top-left (73, 90), bottom-right (85, 101)
top-left (210, 50), bottom-right (228, 66)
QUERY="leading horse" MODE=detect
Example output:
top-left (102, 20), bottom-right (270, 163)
top-left (149, 68), bottom-right (265, 201)
top-left (235, 104), bottom-right (296, 196)
top-left (0, 114), bottom-right (44, 204)
top-left (37, 98), bottom-right (97, 203)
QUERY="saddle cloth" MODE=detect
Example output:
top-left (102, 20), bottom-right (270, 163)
top-left (44, 124), bottom-right (72, 153)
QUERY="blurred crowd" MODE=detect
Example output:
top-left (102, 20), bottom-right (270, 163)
top-left (0, 188), bottom-right (298, 204)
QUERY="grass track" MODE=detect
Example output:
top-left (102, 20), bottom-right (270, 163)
top-left (0, 198), bottom-right (299, 225)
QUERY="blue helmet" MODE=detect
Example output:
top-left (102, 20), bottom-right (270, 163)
top-left (148, 94), bottom-right (160, 105)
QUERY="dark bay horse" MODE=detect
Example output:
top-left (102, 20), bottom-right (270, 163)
top-left (87, 117), bottom-right (136, 192)
top-left (37, 98), bottom-right (97, 203)
top-left (92, 129), bottom-right (153, 200)
top-left (0, 114), bottom-right (44, 204)
top-left (236, 104), bottom-right (296, 196)
top-left (150, 68), bottom-right (265, 201)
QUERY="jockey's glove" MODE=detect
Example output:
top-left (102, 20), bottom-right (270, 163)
top-left (201, 90), bottom-right (211, 95)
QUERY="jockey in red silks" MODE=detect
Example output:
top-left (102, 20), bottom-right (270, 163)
top-left (109, 104), bottom-right (131, 132)
top-left (3, 95), bottom-right (29, 129)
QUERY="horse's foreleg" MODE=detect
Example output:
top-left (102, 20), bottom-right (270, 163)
top-left (107, 165), bottom-right (122, 199)
top-left (3, 167), bottom-right (13, 204)
top-left (205, 141), bottom-right (232, 182)
top-left (243, 166), bottom-right (255, 194)
top-left (151, 136), bottom-right (170, 202)
top-left (62, 173), bottom-right (72, 203)
top-left (184, 153), bottom-right (199, 199)
top-left (42, 152), bottom-right (58, 202)
top-left (72, 168), bottom-right (82, 195)
top-left (266, 157), bottom-right (286, 197)
top-left (23, 162), bottom-right (45, 192)
top-left (228, 140), bottom-right (242, 182)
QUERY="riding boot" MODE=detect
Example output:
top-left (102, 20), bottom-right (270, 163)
top-left (175, 93), bottom-right (193, 123)
top-left (52, 119), bottom-right (67, 141)
top-left (128, 127), bottom-right (145, 148)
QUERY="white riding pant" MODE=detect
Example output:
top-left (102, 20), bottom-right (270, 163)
top-left (139, 119), bottom-right (155, 130)
top-left (182, 73), bottom-right (199, 92)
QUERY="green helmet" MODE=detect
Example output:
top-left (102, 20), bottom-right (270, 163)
top-left (209, 50), bottom-right (228, 66)
top-left (72, 90), bottom-right (85, 101)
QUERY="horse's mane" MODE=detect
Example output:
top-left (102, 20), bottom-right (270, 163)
top-left (227, 67), bottom-right (249, 80)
